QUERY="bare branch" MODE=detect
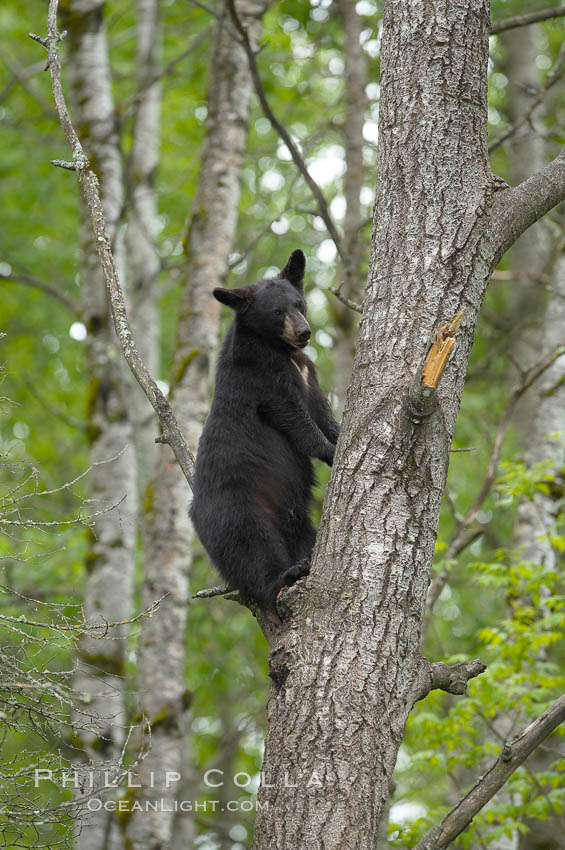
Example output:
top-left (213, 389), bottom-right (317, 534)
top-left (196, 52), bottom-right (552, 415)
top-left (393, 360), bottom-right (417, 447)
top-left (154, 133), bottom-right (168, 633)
top-left (327, 285), bottom-right (362, 313)
top-left (462, 346), bottom-right (565, 527)
top-left (415, 693), bottom-right (565, 849)
top-left (192, 583), bottom-right (234, 599)
top-left (0, 493), bottom-right (126, 529)
top-left (0, 270), bottom-right (80, 316)
top-left (405, 311), bottom-right (465, 425)
top-left (35, 1), bottom-right (195, 488)
top-left (425, 659), bottom-right (487, 697)
top-left (489, 41), bottom-right (565, 154)
top-left (22, 377), bottom-right (87, 431)
top-left (425, 527), bottom-right (484, 612)
top-left (186, 0), bottom-right (221, 20)
top-left (0, 594), bottom-right (166, 637)
top-left (494, 149), bottom-right (565, 260)
top-left (490, 269), bottom-right (553, 287)
top-left (225, 0), bottom-right (344, 259)
top-left (491, 6), bottom-right (565, 35)
top-left (121, 26), bottom-right (211, 121)
top-left (424, 345), bottom-right (565, 628)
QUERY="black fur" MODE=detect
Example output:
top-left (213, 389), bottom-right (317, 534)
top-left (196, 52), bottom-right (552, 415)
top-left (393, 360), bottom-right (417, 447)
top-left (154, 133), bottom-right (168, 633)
top-left (190, 250), bottom-right (340, 612)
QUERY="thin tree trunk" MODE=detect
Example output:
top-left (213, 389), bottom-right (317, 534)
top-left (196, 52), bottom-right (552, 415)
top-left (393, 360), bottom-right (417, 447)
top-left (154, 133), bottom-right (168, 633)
top-left (503, 25), bottom-right (550, 390)
top-left (486, 28), bottom-right (549, 850)
top-left (125, 0), bottom-right (162, 483)
top-left (333, 0), bottom-right (367, 413)
top-left (125, 4), bottom-right (267, 848)
top-left (514, 241), bottom-right (565, 850)
top-left (501, 29), bottom-right (565, 850)
top-left (62, 3), bottom-right (136, 850)
top-left (252, 3), bottom-right (565, 847)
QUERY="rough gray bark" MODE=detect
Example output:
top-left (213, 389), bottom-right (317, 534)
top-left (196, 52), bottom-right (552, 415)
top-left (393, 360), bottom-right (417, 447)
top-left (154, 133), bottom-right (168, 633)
top-left (252, 3), bottom-right (565, 847)
top-left (61, 3), bottom-right (135, 849)
top-left (124, 4), bottom-right (267, 848)
top-left (333, 0), bottom-right (367, 413)
top-left (125, 0), bottom-right (162, 483)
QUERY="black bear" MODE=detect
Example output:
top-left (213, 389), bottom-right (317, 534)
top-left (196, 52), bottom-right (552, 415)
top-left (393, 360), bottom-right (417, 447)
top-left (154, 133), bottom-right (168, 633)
top-left (190, 249), bottom-right (339, 615)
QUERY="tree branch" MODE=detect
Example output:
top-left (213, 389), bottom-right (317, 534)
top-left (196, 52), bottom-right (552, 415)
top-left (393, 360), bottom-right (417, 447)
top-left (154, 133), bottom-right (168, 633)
top-left (0, 271), bottom-right (80, 316)
top-left (35, 0), bottom-right (195, 488)
top-left (425, 659), bottom-right (487, 697)
top-left (493, 149), bottom-right (565, 282)
top-left (225, 0), bottom-right (344, 260)
top-left (491, 6), bottom-right (565, 35)
top-left (192, 583), bottom-right (234, 599)
top-left (22, 377), bottom-right (87, 432)
top-left (489, 41), bottom-right (565, 154)
top-left (405, 311), bottom-right (465, 424)
top-left (415, 693), bottom-right (565, 849)
top-left (424, 345), bottom-right (565, 629)
top-left (121, 26), bottom-right (212, 122)
top-left (327, 285), bottom-right (362, 313)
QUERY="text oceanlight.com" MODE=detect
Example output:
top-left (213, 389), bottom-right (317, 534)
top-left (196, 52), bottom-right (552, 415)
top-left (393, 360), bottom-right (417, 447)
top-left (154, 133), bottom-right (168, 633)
top-left (86, 799), bottom-right (266, 813)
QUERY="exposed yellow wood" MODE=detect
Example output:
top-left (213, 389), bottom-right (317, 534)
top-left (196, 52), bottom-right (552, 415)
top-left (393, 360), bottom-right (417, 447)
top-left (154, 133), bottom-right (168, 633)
top-left (422, 309), bottom-right (465, 388)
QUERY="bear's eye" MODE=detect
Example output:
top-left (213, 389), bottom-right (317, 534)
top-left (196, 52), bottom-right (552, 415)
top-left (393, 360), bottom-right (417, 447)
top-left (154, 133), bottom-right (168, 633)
top-left (274, 308), bottom-right (283, 317)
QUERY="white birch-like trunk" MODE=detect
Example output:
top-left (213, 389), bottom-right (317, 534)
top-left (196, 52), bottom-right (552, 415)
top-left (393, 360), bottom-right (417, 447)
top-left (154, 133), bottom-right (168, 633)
top-left (124, 4), bottom-right (267, 848)
top-left (62, 3), bottom-right (136, 850)
top-left (125, 0), bottom-right (161, 483)
top-left (487, 28), bottom-right (548, 850)
top-left (501, 28), bottom-right (565, 850)
top-left (333, 0), bottom-right (367, 413)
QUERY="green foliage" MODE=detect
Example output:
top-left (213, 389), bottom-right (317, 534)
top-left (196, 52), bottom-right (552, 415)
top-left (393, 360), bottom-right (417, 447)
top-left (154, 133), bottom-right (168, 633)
top-left (1, 0), bottom-right (565, 846)
top-left (393, 453), bottom-right (565, 846)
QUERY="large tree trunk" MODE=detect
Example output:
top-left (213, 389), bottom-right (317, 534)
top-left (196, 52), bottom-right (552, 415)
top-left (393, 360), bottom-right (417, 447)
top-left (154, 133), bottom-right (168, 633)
top-left (252, 3), bottom-right (565, 847)
top-left (62, 3), bottom-right (135, 850)
top-left (124, 3), bottom-right (267, 848)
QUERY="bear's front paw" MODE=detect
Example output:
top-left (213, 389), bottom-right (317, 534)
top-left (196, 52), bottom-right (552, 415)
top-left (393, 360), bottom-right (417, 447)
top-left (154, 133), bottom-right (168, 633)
top-left (324, 442), bottom-right (335, 467)
top-left (282, 559), bottom-right (310, 585)
top-left (276, 560), bottom-right (311, 621)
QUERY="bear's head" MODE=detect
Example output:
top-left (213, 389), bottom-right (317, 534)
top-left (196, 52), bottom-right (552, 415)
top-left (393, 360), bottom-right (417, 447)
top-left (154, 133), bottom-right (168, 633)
top-left (213, 250), bottom-right (311, 349)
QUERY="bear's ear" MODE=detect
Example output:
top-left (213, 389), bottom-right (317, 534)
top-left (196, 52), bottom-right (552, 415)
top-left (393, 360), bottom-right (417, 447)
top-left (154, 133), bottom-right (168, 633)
top-left (213, 287), bottom-right (252, 311)
top-left (280, 249), bottom-right (306, 291)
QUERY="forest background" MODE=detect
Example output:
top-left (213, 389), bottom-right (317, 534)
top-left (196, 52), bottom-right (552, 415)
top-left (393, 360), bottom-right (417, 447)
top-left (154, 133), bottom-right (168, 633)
top-left (0, 0), bottom-right (564, 848)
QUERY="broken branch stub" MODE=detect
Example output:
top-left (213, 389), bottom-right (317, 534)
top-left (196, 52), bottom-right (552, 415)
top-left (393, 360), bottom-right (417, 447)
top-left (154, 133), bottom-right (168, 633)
top-left (422, 309), bottom-right (465, 389)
